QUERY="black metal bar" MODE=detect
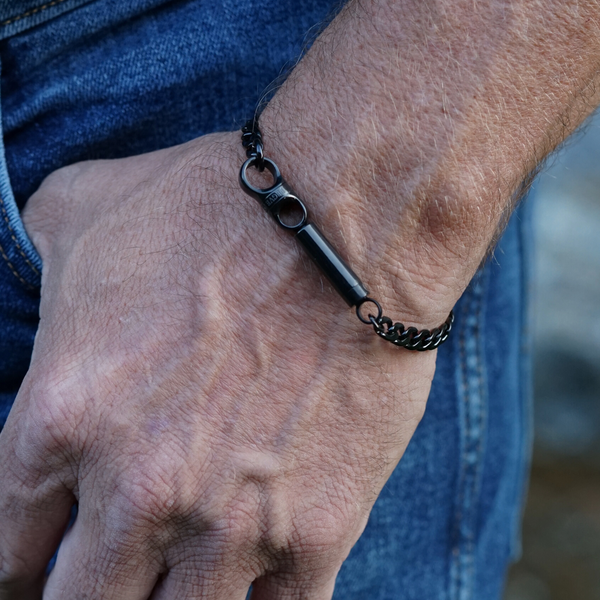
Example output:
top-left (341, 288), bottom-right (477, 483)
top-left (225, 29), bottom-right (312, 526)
top-left (295, 223), bottom-right (369, 307)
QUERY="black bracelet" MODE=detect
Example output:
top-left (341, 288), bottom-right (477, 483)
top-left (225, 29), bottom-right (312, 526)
top-left (239, 118), bottom-right (454, 351)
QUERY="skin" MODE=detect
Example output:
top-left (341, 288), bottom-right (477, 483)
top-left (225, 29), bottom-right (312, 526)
top-left (1, 0), bottom-right (599, 598)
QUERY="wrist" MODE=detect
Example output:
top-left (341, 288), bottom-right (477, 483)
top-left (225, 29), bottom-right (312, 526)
top-left (252, 0), bottom-right (600, 328)
top-left (255, 111), bottom-right (471, 329)
top-left (239, 117), bottom-right (460, 338)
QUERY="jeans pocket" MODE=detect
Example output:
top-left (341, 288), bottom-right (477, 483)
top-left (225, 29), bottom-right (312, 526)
top-left (0, 58), bottom-right (42, 291)
top-left (0, 0), bottom-right (96, 40)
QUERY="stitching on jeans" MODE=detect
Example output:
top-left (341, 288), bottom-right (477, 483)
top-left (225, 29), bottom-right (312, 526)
top-left (0, 238), bottom-right (35, 289)
top-left (0, 193), bottom-right (40, 276)
top-left (0, 0), bottom-right (69, 27)
top-left (452, 289), bottom-right (470, 600)
top-left (451, 278), bottom-right (486, 600)
top-left (466, 284), bottom-right (486, 597)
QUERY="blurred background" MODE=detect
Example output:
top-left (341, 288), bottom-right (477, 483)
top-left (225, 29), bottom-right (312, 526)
top-left (504, 111), bottom-right (600, 600)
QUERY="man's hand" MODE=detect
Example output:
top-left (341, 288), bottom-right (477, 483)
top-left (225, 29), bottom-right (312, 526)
top-left (1, 0), bottom-right (600, 598)
top-left (0, 132), bottom-right (437, 599)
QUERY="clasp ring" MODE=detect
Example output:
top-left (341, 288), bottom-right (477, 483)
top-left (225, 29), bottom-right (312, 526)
top-left (356, 297), bottom-right (383, 325)
top-left (239, 157), bottom-right (282, 196)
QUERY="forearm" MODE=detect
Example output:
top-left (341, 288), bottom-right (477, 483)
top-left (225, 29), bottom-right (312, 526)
top-left (259, 0), bottom-right (600, 325)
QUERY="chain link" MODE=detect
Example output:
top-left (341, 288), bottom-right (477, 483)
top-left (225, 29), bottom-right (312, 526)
top-left (366, 309), bottom-right (455, 351)
top-left (241, 118), bottom-right (265, 170)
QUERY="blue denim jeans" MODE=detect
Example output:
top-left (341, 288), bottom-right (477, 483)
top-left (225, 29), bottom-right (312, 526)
top-left (0, 1), bottom-right (532, 597)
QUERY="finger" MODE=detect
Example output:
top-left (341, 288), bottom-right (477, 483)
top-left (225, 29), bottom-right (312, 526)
top-left (250, 571), bottom-right (338, 600)
top-left (149, 565), bottom-right (252, 600)
top-left (43, 510), bottom-right (161, 600)
top-left (149, 534), bottom-right (254, 600)
top-left (0, 419), bottom-right (74, 599)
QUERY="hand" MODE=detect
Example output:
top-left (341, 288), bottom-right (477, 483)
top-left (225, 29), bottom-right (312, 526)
top-left (3, 0), bottom-right (599, 597)
top-left (0, 132), bottom-right (438, 599)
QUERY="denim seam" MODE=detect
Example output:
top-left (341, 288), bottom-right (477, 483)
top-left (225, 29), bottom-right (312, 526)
top-left (0, 238), bottom-right (35, 289)
top-left (470, 280), bottom-right (487, 594)
top-left (0, 194), bottom-right (41, 278)
top-left (0, 0), bottom-right (70, 27)
top-left (450, 289), bottom-right (471, 599)
top-left (451, 274), bottom-right (486, 600)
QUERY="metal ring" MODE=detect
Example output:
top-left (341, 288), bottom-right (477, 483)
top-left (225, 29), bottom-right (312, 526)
top-left (239, 157), bottom-right (282, 196)
top-left (356, 297), bottom-right (383, 325)
top-left (274, 196), bottom-right (308, 231)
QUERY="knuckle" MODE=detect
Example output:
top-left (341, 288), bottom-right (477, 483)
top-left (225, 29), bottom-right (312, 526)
top-left (213, 505), bottom-right (260, 550)
top-left (200, 486), bottom-right (262, 554)
top-left (97, 472), bottom-right (177, 555)
top-left (90, 525), bottom-right (148, 567)
top-left (39, 162), bottom-right (81, 190)
top-left (24, 165), bottom-right (79, 232)
top-left (262, 497), bottom-right (357, 572)
top-left (99, 521), bottom-right (147, 561)
top-left (112, 474), bottom-right (175, 526)
top-left (292, 506), bottom-right (350, 558)
top-left (101, 459), bottom-right (207, 555)
top-left (20, 377), bottom-right (82, 459)
top-left (24, 161), bottom-right (96, 258)
top-left (109, 460), bottom-right (197, 529)
top-left (27, 166), bottom-right (73, 211)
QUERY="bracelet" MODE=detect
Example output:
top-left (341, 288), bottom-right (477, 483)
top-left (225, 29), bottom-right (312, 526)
top-left (238, 118), bottom-right (454, 351)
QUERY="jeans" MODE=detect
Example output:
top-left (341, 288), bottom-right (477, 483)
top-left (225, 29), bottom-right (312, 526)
top-left (0, 1), bottom-right (533, 597)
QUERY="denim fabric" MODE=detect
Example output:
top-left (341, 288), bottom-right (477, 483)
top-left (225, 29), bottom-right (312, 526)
top-left (0, 1), bottom-right (532, 598)
top-left (334, 202), bottom-right (533, 599)
top-left (0, 59), bottom-right (41, 421)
